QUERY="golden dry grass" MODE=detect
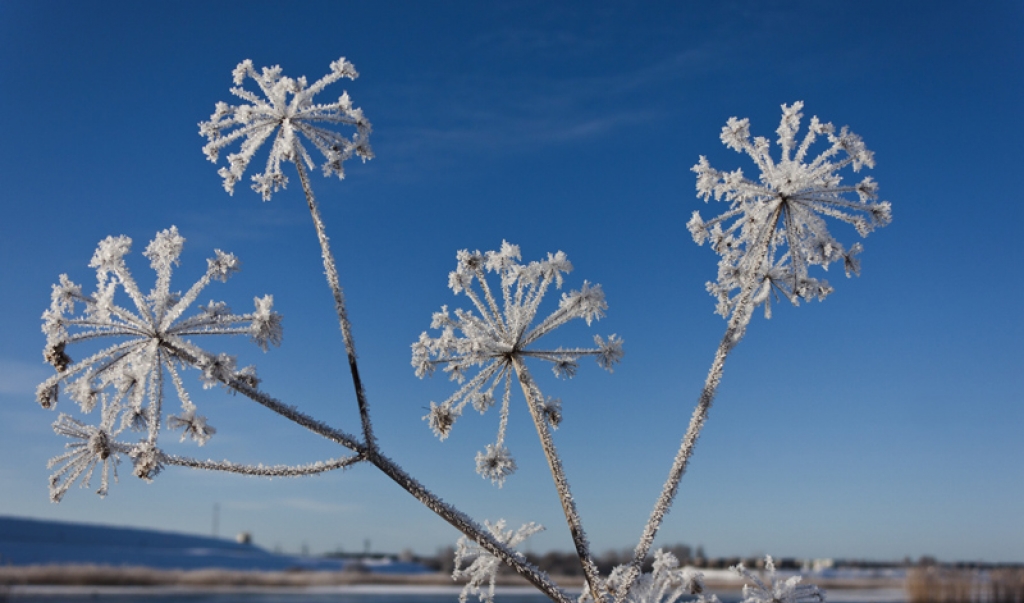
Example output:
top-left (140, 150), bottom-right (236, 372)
top-left (907, 567), bottom-right (1024, 603)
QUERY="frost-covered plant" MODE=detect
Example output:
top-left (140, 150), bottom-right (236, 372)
top-left (732, 557), bottom-right (825, 603)
top-left (200, 57), bottom-right (377, 448)
top-left (593, 549), bottom-right (715, 603)
top-left (413, 241), bottom-right (622, 482)
top-left (200, 57), bottom-right (372, 200)
top-left (38, 55), bottom-right (889, 603)
top-left (688, 101), bottom-right (891, 322)
top-left (413, 241), bottom-right (622, 591)
top-left (454, 520), bottom-right (545, 603)
top-left (38, 226), bottom-right (282, 499)
top-left (610, 103), bottom-right (890, 601)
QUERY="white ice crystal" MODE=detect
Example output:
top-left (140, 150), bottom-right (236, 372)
top-left (453, 519), bottom-right (544, 603)
top-left (200, 57), bottom-right (373, 200)
top-left (689, 102), bottom-right (891, 320)
top-left (592, 550), bottom-right (716, 603)
top-left (732, 557), bottom-right (825, 603)
top-left (412, 242), bottom-right (622, 484)
top-left (48, 408), bottom-right (120, 502)
top-left (475, 443), bottom-right (517, 486)
top-left (38, 227), bottom-right (281, 499)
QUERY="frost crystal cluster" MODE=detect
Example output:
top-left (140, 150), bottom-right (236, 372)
top-left (596, 550), bottom-right (716, 603)
top-left (200, 57), bottom-right (373, 200)
top-left (453, 519), bottom-right (545, 603)
top-left (732, 557), bottom-right (825, 603)
top-left (689, 102), bottom-right (891, 320)
top-left (38, 227), bottom-right (281, 500)
top-left (412, 241), bottom-right (623, 484)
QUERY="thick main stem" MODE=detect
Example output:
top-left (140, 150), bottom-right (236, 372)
top-left (223, 373), bottom-right (570, 602)
top-left (512, 357), bottom-right (603, 601)
top-left (367, 449), bottom-right (574, 603)
top-left (294, 160), bottom-right (376, 450)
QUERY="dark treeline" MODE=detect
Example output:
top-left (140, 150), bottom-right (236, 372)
top-left (337, 548), bottom-right (1023, 576)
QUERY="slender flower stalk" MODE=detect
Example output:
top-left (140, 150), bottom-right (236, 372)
top-left (512, 357), bottom-right (603, 598)
top-left (200, 57), bottom-right (377, 448)
top-left (616, 102), bottom-right (891, 601)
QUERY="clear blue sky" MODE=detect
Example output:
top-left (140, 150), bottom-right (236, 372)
top-left (1, 1), bottom-right (1021, 563)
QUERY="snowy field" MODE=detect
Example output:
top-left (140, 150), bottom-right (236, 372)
top-left (0, 516), bottom-right (425, 573)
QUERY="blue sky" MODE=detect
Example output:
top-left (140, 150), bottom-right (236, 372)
top-left (1, 1), bottom-right (1021, 563)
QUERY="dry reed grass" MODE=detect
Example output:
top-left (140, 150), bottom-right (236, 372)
top-left (907, 567), bottom-right (1024, 603)
top-left (0, 564), bottom-right (587, 589)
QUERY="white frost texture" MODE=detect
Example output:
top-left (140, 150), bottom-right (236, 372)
top-left (38, 227), bottom-right (281, 501)
top-left (733, 557), bottom-right (825, 603)
top-left (199, 57), bottom-right (373, 200)
top-left (689, 102), bottom-right (891, 320)
top-left (587, 550), bottom-right (716, 603)
top-left (453, 519), bottom-right (545, 603)
top-left (412, 241), bottom-right (623, 485)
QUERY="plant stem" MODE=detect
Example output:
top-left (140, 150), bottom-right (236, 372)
top-left (224, 373), bottom-right (571, 602)
top-left (512, 357), bottom-right (603, 602)
top-left (367, 448), bottom-right (574, 603)
top-left (294, 159), bottom-right (376, 450)
top-left (615, 289), bottom-right (756, 603)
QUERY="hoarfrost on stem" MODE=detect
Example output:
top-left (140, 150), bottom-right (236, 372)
top-left (200, 57), bottom-right (373, 200)
top-left (38, 227), bottom-right (282, 499)
top-left (689, 101), bottom-right (891, 320)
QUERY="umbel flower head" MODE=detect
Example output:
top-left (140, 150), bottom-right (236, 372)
top-left (38, 227), bottom-right (282, 499)
top-left (200, 57), bottom-right (373, 200)
top-left (689, 102), bottom-right (891, 320)
top-left (412, 241), bottom-right (623, 485)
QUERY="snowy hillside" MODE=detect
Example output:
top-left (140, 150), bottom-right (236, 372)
top-left (0, 516), bottom-right (425, 573)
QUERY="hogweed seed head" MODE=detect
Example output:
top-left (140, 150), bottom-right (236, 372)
top-left (412, 242), bottom-right (622, 483)
top-left (38, 227), bottom-right (282, 499)
top-left (200, 57), bottom-right (373, 200)
top-left (690, 102), bottom-right (891, 321)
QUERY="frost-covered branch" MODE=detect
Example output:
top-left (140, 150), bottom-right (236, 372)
top-left (161, 452), bottom-right (365, 477)
top-left (512, 357), bottom-right (602, 598)
top-left (366, 449), bottom-right (574, 603)
top-left (294, 159), bottom-right (377, 449)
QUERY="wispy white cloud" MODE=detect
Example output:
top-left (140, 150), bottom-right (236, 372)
top-left (0, 358), bottom-right (49, 395)
top-left (223, 497), bottom-right (357, 514)
top-left (375, 44), bottom-right (723, 167)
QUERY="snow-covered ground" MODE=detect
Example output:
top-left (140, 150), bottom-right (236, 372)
top-left (0, 515), bottom-right (427, 573)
